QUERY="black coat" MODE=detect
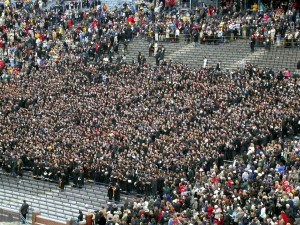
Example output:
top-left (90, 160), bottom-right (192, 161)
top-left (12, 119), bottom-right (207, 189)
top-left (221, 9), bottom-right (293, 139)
top-left (78, 212), bottom-right (83, 221)
top-left (99, 215), bottom-right (106, 225)
top-left (20, 203), bottom-right (29, 215)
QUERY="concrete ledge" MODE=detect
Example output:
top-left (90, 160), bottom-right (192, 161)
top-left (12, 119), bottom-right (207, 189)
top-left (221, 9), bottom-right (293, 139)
top-left (32, 210), bottom-right (73, 225)
top-left (35, 215), bottom-right (67, 225)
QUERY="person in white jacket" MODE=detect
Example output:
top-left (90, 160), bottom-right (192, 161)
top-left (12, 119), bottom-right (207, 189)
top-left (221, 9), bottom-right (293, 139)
top-left (260, 205), bottom-right (266, 220)
top-left (213, 205), bottom-right (222, 220)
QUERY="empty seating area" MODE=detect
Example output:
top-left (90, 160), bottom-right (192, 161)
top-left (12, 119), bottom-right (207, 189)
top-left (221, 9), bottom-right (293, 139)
top-left (0, 171), bottom-right (133, 222)
top-left (125, 37), bottom-right (300, 73)
top-left (249, 47), bottom-right (300, 72)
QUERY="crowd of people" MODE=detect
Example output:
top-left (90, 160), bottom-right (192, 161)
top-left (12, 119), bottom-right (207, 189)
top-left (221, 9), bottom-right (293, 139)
top-left (132, 0), bottom-right (300, 48)
top-left (0, 0), bottom-right (300, 225)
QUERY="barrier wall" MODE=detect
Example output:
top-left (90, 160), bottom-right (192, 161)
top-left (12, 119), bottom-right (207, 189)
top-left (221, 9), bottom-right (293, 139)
top-left (0, 207), bottom-right (20, 222)
top-left (32, 210), bottom-right (87, 225)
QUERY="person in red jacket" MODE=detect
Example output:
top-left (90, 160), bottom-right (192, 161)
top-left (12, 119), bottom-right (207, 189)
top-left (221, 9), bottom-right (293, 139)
top-left (280, 210), bottom-right (288, 224)
top-left (92, 19), bottom-right (97, 28)
top-left (179, 182), bottom-right (186, 193)
top-left (67, 19), bottom-right (72, 27)
top-left (207, 204), bottom-right (214, 224)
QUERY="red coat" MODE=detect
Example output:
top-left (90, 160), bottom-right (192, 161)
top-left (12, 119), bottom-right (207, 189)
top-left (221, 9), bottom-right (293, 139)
top-left (67, 19), bottom-right (72, 27)
top-left (157, 211), bottom-right (163, 222)
top-left (40, 33), bottom-right (45, 41)
top-left (127, 16), bottom-right (134, 23)
top-left (179, 184), bottom-right (186, 193)
top-left (207, 206), bottom-right (214, 217)
top-left (92, 20), bottom-right (98, 27)
top-left (280, 212), bottom-right (288, 224)
top-left (227, 179), bottom-right (234, 186)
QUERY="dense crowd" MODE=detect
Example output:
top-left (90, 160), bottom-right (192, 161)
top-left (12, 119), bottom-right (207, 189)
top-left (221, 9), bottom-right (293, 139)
top-left (134, 0), bottom-right (300, 47)
top-left (0, 0), bottom-right (300, 225)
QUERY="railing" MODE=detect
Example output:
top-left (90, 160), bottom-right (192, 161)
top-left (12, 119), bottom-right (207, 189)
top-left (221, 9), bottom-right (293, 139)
top-left (140, 32), bottom-right (300, 48)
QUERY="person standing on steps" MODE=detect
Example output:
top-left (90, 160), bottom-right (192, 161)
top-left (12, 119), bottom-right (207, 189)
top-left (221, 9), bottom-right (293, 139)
top-left (155, 50), bottom-right (161, 66)
top-left (20, 200), bottom-right (29, 223)
top-left (161, 46), bottom-right (165, 61)
top-left (123, 39), bottom-right (128, 54)
top-left (149, 41), bottom-right (154, 57)
top-left (114, 183), bottom-right (121, 202)
top-left (203, 56), bottom-right (207, 69)
top-left (153, 41), bottom-right (158, 56)
top-left (78, 209), bottom-right (84, 222)
top-left (108, 183), bottom-right (114, 201)
top-left (137, 52), bottom-right (142, 66)
top-left (250, 34), bottom-right (256, 52)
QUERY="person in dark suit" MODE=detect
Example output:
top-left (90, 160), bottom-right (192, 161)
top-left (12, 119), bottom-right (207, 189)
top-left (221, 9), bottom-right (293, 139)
top-left (137, 52), bottom-right (142, 65)
top-left (155, 50), bottom-right (161, 66)
top-left (78, 209), bottom-right (83, 222)
top-left (108, 184), bottom-right (114, 201)
top-left (20, 200), bottom-right (29, 223)
top-left (94, 210), bottom-right (100, 225)
top-left (73, 168), bottom-right (79, 187)
top-left (114, 183), bottom-right (121, 202)
top-left (78, 170), bottom-right (84, 188)
top-left (250, 34), bottom-right (255, 52)
top-left (99, 212), bottom-right (106, 225)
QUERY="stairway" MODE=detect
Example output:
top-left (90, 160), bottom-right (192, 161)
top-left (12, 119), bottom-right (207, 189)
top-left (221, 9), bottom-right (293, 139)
top-left (122, 37), bottom-right (156, 66)
top-left (227, 48), bottom-right (267, 71)
top-left (0, 172), bottom-right (134, 222)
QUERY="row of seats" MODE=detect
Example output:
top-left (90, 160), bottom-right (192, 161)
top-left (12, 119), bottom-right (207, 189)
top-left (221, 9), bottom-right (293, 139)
top-left (125, 37), bottom-right (299, 72)
top-left (0, 172), bottom-right (128, 222)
